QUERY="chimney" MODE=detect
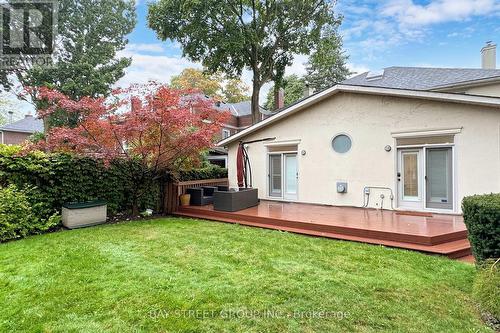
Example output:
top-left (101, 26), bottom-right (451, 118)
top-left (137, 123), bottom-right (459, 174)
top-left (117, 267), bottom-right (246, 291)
top-left (303, 84), bottom-right (314, 98)
top-left (25, 114), bottom-right (33, 118)
top-left (481, 41), bottom-right (496, 69)
top-left (274, 87), bottom-right (285, 110)
top-left (8, 111), bottom-right (13, 124)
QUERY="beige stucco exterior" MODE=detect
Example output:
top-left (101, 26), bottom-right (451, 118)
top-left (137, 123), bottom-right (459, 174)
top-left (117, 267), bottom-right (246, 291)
top-left (226, 92), bottom-right (500, 213)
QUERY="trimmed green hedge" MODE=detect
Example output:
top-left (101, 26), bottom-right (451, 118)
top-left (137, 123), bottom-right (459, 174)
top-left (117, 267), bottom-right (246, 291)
top-left (0, 184), bottom-right (60, 242)
top-left (462, 193), bottom-right (500, 262)
top-left (178, 165), bottom-right (228, 182)
top-left (0, 145), bottom-right (159, 219)
top-left (473, 260), bottom-right (500, 321)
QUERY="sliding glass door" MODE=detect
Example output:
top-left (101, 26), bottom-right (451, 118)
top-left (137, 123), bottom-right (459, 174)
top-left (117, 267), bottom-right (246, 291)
top-left (426, 148), bottom-right (453, 209)
top-left (397, 146), bottom-right (453, 211)
top-left (268, 153), bottom-right (298, 200)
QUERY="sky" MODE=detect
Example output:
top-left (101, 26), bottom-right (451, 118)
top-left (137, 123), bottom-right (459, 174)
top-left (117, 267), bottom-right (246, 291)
top-left (117, 0), bottom-right (500, 94)
top-left (4, 0), bottom-right (500, 119)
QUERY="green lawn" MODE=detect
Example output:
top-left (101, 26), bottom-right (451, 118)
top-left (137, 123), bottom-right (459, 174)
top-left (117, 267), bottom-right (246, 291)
top-left (0, 217), bottom-right (491, 332)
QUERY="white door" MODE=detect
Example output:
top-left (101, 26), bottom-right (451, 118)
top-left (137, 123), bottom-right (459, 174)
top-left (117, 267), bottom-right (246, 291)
top-left (284, 153), bottom-right (298, 200)
top-left (269, 154), bottom-right (282, 197)
top-left (397, 149), bottom-right (423, 210)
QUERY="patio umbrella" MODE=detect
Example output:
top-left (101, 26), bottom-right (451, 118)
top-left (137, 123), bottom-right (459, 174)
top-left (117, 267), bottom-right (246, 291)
top-left (236, 143), bottom-right (245, 187)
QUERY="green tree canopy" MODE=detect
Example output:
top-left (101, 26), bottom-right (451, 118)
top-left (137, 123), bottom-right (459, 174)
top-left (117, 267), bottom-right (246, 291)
top-left (0, 0), bottom-right (136, 128)
top-left (305, 23), bottom-right (350, 91)
top-left (170, 68), bottom-right (249, 103)
top-left (264, 75), bottom-right (306, 110)
top-left (148, 0), bottom-right (337, 124)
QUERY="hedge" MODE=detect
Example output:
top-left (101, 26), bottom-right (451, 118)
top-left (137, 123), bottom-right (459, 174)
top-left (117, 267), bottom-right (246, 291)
top-left (178, 165), bottom-right (228, 182)
top-left (473, 260), bottom-right (500, 322)
top-left (0, 145), bottom-right (159, 218)
top-left (0, 184), bottom-right (60, 242)
top-left (462, 193), bottom-right (500, 263)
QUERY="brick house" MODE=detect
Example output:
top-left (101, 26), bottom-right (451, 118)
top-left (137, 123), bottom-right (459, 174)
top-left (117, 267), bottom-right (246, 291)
top-left (0, 115), bottom-right (44, 145)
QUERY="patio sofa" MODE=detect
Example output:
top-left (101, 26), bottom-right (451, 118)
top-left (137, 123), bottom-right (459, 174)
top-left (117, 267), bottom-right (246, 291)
top-left (186, 186), bottom-right (217, 205)
top-left (213, 187), bottom-right (259, 212)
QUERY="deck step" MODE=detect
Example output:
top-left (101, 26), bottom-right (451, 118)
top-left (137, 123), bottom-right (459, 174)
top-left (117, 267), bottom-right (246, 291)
top-left (174, 210), bottom-right (471, 260)
top-left (177, 206), bottom-right (467, 246)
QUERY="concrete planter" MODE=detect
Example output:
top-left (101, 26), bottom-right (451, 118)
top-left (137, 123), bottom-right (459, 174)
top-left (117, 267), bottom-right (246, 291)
top-left (62, 201), bottom-right (107, 229)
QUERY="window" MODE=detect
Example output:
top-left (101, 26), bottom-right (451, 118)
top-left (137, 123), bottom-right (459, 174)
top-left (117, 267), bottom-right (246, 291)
top-left (332, 134), bottom-right (352, 153)
top-left (222, 129), bottom-right (230, 139)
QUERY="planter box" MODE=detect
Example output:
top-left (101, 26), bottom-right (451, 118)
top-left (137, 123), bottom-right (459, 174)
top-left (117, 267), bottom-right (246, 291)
top-left (62, 201), bottom-right (107, 229)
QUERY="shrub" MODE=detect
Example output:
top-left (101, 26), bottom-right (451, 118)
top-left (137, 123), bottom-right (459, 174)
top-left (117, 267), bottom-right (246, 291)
top-left (178, 165), bottom-right (228, 181)
top-left (462, 194), bottom-right (500, 262)
top-left (0, 145), bottom-right (159, 217)
top-left (0, 184), bottom-right (60, 242)
top-left (473, 260), bottom-right (500, 322)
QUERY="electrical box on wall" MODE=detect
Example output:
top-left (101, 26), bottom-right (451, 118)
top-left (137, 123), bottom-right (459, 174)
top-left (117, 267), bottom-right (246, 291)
top-left (337, 182), bottom-right (348, 193)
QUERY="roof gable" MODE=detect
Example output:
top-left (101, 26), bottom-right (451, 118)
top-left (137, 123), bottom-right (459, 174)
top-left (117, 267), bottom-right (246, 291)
top-left (0, 116), bottom-right (44, 133)
top-left (218, 84), bottom-right (500, 147)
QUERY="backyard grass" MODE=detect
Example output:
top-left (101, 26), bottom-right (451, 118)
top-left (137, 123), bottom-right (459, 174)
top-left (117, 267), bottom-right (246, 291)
top-left (0, 217), bottom-right (491, 332)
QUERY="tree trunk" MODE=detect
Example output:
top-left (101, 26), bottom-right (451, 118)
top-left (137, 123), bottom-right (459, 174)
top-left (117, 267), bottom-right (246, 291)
top-left (251, 79), bottom-right (261, 125)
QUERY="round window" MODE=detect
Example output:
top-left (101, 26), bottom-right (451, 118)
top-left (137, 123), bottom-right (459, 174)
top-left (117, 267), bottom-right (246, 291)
top-left (332, 134), bottom-right (352, 153)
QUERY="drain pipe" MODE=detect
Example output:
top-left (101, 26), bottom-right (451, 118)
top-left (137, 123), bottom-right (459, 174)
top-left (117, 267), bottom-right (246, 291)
top-left (362, 186), bottom-right (394, 210)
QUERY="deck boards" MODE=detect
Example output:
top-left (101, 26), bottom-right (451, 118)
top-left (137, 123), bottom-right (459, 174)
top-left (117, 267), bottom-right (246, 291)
top-left (175, 200), bottom-right (472, 260)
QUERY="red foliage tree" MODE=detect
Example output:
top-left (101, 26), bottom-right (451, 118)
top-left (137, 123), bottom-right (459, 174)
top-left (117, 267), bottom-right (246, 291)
top-left (27, 84), bottom-right (229, 215)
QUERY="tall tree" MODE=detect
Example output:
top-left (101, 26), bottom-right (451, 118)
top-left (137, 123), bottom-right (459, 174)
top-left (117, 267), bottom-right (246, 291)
top-left (170, 68), bottom-right (222, 98)
top-left (305, 23), bottom-right (350, 91)
top-left (148, 0), bottom-right (337, 124)
top-left (1, 0), bottom-right (136, 128)
top-left (170, 68), bottom-right (249, 103)
top-left (264, 75), bottom-right (306, 110)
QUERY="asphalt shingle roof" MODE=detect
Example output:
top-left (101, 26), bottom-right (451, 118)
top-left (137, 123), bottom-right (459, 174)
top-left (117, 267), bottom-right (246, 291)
top-left (342, 67), bottom-right (500, 91)
top-left (0, 116), bottom-right (44, 133)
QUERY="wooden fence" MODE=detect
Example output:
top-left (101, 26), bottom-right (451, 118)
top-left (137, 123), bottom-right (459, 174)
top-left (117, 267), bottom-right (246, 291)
top-left (164, 178), bottom-right (229, 214)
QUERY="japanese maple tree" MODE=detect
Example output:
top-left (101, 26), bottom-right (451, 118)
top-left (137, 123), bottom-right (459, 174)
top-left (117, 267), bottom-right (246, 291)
top-left (27, 84), bottom-right (229, 215)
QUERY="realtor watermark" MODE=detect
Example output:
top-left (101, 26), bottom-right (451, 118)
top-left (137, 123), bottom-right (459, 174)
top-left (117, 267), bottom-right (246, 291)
top-left (148, 309), bottom-right (350, 321)
top-left (0, 0), bottom-right (58, 69)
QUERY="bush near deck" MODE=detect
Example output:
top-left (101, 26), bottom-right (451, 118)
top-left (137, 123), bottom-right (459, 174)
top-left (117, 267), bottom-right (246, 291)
top-left (462, 193), bottom-right (500, 263)
top-left (473, 260), bottom-right (500, 325)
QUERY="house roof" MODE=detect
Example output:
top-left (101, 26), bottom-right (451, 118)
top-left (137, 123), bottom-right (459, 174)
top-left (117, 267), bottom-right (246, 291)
top-left (0, 116), bottom-right (44, 133)
top-left (217, 84), bottom-right (500, 147)
top-left (188, 94), bottom-right (267, 117)
top-left (342, 67), bottom-right (500, 91)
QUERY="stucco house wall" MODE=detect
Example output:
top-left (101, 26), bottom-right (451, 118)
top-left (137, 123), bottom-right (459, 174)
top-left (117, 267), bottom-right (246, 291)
top-left (226, 92), bottom-right (500, 213)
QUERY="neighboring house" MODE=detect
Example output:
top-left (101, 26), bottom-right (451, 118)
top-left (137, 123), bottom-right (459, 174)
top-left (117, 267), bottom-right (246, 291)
top-left (206, 100), bottom-right (270, 168)
top-left (218, 42), bottom-right (500, 214)
top-left (0, 115), bottom-right (44, 145)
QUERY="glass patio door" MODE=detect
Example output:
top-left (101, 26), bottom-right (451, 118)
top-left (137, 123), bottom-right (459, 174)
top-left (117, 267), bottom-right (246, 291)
top-left (426, 148), bottom-right (453, 209)
top-left (397, 149), bottom-right (423, 209)
top-left (284, 154), bottom-right (298, 200)
top-left (269, 154), bottom-right (282, 197)
top-left (268, 153), bottom-right (298, 200)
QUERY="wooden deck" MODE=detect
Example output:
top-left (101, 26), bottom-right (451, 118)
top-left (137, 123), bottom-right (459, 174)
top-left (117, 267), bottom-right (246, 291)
top-left (175, 200), bottom-right (472, 260)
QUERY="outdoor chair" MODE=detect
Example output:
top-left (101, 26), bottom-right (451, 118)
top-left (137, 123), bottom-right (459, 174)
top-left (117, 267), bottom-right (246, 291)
top-left (186, 186), bottom-right (217, 205)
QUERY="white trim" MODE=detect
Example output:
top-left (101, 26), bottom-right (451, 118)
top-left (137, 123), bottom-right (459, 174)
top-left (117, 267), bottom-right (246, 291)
top-left (218, 84), bottom-right (500, 147)
top-left (0, 131), bottom-right (3, 144)
top-left (392, 127), bottom-right (462, 138)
